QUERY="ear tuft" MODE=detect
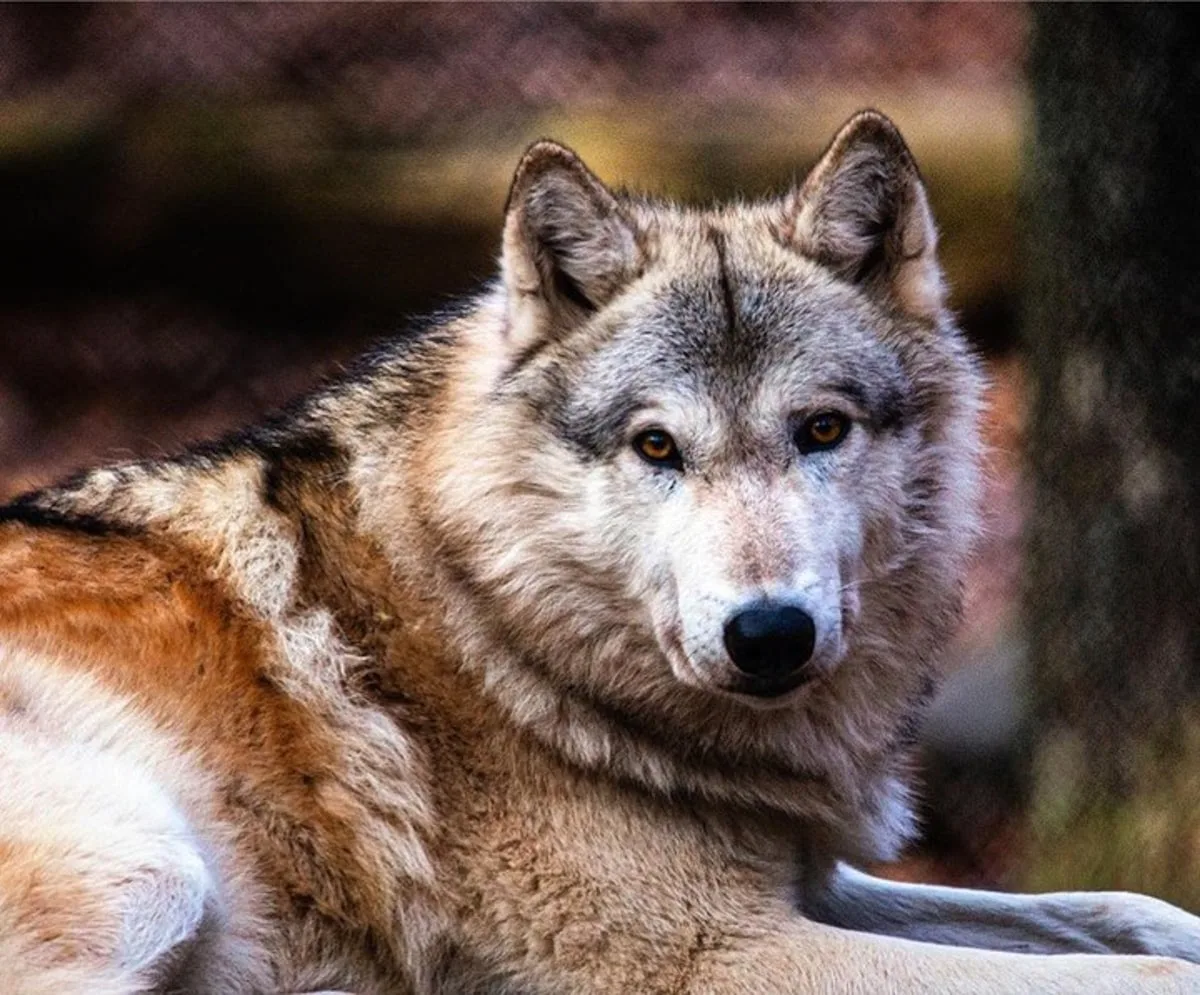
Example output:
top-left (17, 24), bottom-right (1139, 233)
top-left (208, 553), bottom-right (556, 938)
top-left (503, 141), bottom-right (640, 322)
top-left (785, 111), bottom-right (944, 319)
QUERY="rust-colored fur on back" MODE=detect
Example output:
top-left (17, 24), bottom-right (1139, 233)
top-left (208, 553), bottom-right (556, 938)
top-left (2, 112), bottom-right (1200, 994)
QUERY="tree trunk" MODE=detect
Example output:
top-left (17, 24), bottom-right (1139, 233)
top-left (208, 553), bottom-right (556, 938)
top-left (1023, 5), bottom-right (1200, 904)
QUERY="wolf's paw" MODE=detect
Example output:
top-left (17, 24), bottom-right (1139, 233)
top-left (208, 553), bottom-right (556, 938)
top-left (1043, 892), bottom-right (1200, 963)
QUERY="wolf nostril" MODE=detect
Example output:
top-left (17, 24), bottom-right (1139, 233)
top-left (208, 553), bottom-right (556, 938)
top-left (723, 604), bottom-right (817, 679)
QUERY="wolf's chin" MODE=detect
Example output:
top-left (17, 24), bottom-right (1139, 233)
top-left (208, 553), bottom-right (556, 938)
top-left (664, 644), bottom-right (830, 711)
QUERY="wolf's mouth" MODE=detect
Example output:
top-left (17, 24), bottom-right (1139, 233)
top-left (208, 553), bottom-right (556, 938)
top-left (728, 669), bottom-right (815, 700)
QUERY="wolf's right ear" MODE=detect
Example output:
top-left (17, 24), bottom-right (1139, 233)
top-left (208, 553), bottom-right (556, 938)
top-left (502, 141), bottom-right (641, 348)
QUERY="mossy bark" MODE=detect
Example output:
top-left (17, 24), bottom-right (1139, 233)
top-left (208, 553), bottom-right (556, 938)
top-left (1023, 5), bottom-right (1200, 904)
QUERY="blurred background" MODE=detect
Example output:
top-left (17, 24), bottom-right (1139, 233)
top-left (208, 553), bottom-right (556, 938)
top-left (2, 4), bottom-right (1197, 908)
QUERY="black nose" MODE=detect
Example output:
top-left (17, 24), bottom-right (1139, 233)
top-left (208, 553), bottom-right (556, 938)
top-left (723, 603), bottom-right (816, 680)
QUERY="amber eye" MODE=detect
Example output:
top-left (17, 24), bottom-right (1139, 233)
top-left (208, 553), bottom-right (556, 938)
top-left (797, 412), bottom-right (849, 453)
top-left (633, 429), bottom-right (682, 469)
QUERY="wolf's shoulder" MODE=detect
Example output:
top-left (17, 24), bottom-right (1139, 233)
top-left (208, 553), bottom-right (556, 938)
top-left (0, 492), bottom-right (249, 700)
top-left (0, 469), bottom-right (175, 610)
top-left (0, 443), bottom-right (281, 655)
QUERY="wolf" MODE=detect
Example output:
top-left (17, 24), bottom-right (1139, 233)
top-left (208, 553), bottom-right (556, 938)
top-left (1, 110), bottom-right (1199, 994)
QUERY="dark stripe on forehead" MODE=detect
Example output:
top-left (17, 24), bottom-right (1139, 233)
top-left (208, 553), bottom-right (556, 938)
top-left (708, 225), bottom-right (739, 343)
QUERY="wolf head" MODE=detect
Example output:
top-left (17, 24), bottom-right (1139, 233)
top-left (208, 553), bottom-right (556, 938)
top-left (412, 112), bottom-right (982, 826)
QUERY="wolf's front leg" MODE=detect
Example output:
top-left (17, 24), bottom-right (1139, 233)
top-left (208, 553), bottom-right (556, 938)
top-left (802, 861), bottom-right (1200, 961)
top-left (468, 898), bottom-right (1200, 993)
top-left (698, 920), bottom-right (1200, 994)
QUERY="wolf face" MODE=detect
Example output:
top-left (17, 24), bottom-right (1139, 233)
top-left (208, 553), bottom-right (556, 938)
top-left (498, 257), bottom-right (919, 705)
top-left (421, 113), bottom-right (981, 774)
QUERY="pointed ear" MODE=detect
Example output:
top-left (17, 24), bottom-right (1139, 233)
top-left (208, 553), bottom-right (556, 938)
top-left (782, 111), bottom-right (944, 320)
top-left (502, 141), bottom-right (641, 345)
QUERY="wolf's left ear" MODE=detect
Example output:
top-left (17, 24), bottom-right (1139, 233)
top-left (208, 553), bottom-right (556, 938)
top-left (782, 111), bottom-right (944, 320)
top-left (502, 141), bottom-right (641, 346)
